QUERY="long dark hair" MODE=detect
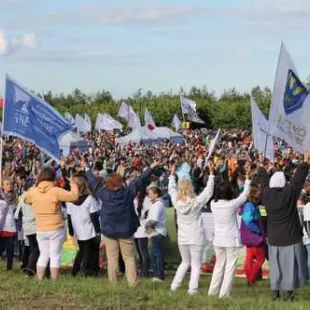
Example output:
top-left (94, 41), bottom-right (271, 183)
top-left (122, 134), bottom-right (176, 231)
top-left (213, 181), bottom-right (234, 202)
top-left (36, 167), bottom-right (56, 186)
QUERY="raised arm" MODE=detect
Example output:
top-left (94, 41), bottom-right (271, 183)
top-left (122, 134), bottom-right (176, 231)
top-left (128, 168), bottom-right (153, 198)
top-left (230, 179), bottom-right (251, 209)
top-left (288, 157), bottom-right (309, 198)
top-left (86, 170), bottom-right (104, 198)
top-left (168, 163), bottom-right (178, 206)
top-left (196, 163), bottom-right (215, 206)
top-left (55, 180), bottom-right (79, 202)
top-left (196, 175), bottom-right (215, 206)
top-left (168, 175), bottom-right (178, 206)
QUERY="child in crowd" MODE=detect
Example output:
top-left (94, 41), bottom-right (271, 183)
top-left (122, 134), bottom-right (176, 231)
top-left (145, 186), bottom-right (167, 282)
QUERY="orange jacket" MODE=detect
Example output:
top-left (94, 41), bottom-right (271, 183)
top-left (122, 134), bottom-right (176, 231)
top-left (24, 181), bottom-right (79, 232)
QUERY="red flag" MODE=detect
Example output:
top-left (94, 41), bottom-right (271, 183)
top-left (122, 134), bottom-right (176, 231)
top-left (0, 98), bottom-right (4, 108)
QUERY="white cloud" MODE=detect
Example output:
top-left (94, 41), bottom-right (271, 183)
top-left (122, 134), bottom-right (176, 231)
top-left (0, 29), bottom-right (38, 56)
top-left (23, 33), bottom-right (38, 48)
top-left (0, 30), bottom-right (9, 55)
top-left (86, 4), bottom-right (197, 24)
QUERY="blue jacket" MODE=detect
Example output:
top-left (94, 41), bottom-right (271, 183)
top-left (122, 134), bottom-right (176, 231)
top-left (86, 168), bottom-right (153, 239)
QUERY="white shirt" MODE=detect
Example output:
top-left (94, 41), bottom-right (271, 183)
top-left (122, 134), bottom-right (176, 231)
top-left (303, 203), bottom-right (310, 245)
top-left (66, 195), bottom-right (101, 241)
top-left (211, 179), bottom-right (251, 248)
top-left (146, 199), bottom-right (167, 238)
top-left (134, 196), bottom-right (151, 239)
top-left (168, 175), bottom-right (215, 245)
top-left (1, 202), bottom-right (17, 233)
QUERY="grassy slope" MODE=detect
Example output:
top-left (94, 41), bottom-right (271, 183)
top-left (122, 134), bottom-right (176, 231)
top-left (1, 264), bottom-right (310, 310)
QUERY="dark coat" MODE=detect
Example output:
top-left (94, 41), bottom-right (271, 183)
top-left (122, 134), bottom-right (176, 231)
top-left (258, 163), bottom-right (309, 246)
top-left (86, 168), bottom-right (153, 239)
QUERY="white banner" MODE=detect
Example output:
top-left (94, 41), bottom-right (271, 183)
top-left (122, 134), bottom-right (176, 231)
top-left (84, 113), bottom-right (92, 132)
top-left (172, 114), bottom-right (181, 131)
top-left (64, 112), bottom-right (75, 126)
top-left (268, 43), bottom-right (310, 153)
top-left (75, 114), bottom-right (89, 133)
top-left (118, 102), bottom-right (141, 129)
top-left (180, 95), bottom-right (196, 114)
top-left (251, 97), bottom-right (274, 161)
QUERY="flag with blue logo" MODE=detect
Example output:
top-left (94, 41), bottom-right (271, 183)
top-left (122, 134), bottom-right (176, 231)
top-left (3, 75), bottom-right (72, 161)
top-left (268, 43), bottom-right (310, 153)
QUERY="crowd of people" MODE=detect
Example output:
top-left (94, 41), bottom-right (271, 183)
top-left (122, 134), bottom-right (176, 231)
top-left (1, 128), bottom-right (310, 302)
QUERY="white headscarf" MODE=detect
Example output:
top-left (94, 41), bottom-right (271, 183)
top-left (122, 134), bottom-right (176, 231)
top-left (269, 171), bottom-right (286, 188)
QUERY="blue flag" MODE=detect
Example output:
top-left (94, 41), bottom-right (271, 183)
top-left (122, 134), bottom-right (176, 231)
top-left (3, 75), bottom-right (72, 161)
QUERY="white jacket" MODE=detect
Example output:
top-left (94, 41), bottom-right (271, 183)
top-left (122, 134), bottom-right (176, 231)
top-left (134, 196), bottom-right (151, 239)
top-left (15, 194), bottom-right (36, 236)
top-left (211, 179), bottom-right (251, 248)
top-left (169, 174), bottom-right (215, 245)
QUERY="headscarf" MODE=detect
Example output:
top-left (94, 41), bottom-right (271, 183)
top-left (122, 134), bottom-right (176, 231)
top-left (269, 171), bottom-right (286, 189)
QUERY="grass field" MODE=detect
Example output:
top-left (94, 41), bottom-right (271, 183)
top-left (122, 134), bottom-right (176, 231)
top-left (1, 264), bottom-right (310, 310)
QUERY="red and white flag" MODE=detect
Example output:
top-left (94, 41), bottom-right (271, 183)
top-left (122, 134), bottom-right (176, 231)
top-left (144, 108), bottom-right (156, 130)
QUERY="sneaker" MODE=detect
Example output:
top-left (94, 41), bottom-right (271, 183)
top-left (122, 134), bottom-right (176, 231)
top-left (272, 290), bottom-right (280, 301)
top-left (152, 277), bottom-right (164, 283)
top-left (170, 286), bottom-right (178, 292)
top-left (284, 291), bottom-right (294, 302)
top-left (188, 290), bottom-right (198, 295)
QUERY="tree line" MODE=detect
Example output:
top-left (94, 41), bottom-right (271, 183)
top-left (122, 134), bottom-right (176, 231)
top-left (39, 86), bottom-right (272, 130)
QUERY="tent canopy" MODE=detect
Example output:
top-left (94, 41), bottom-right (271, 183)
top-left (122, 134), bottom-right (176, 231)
top-left (116, 126), bottom-right (184, 146)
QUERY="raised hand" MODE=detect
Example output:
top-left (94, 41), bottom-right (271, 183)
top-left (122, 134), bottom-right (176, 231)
top-left (151, 160), bottom-right (162, 169)
top-left (208, 162), bottom-right (215, 175)
top-left (169, 164), bottom-right (176, 175)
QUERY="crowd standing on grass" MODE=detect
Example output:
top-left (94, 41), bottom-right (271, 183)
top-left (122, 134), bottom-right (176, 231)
top-left (1, 128), bottom-right (310, 302)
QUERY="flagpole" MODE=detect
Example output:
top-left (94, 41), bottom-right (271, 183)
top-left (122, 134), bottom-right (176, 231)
top-left (0, 76), bottom-right (6, 182)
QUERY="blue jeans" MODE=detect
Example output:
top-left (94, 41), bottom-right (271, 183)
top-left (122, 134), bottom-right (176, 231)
top-left (151, 234), bottom-right (165, 280)
top-left (135, 238), bottom-right (149, 277)
top-left (305, 244), bottom-right (310, 281)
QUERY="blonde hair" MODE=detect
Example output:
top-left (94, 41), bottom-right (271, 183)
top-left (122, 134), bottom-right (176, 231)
top-left (177, 179), bottom-right (196, 201)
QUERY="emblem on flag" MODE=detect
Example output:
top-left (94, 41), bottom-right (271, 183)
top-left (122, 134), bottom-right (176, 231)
top-left (283, 69), bottom-right (309, 115)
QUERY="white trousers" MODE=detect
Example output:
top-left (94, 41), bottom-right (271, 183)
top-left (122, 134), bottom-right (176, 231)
top-left (37, 228), bottom-right (66, 268)
top-left (208, 246), bottom-right (239, 298)
top-left (171, 244), bottom-right (203, 293)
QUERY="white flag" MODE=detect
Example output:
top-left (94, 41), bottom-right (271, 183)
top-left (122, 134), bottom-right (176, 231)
top-left (268, 43), bottom-right (310, 153)
top-left (84, 113), bottom-right (92, 132)
top-left (180, 95), bottom-right (196, 114)
top-left (95, 113), bottom-right (103, 131)
top-left (204, 129), bottom-right (220, 169)
top-left (64, 112), bottom-right (75, 126)
top-left (144, 109), bottom-right (156, 130)
top-left (172, 114), bottom-right (181, 131)
top-left (75, 114), bottom-right (89, 133)
top-left (251, 97), bottom-right (274, 161)
top-left (118, 102), bottom-right (141, 129)
top-left (103, 113), bottom-right (123, 130)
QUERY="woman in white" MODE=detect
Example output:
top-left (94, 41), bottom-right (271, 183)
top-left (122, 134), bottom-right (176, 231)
top-left (168, 163), bottom-right (215, 295)
top-left (67, 175), bottom-right (101, 277)
top-left (208, 167), bottom-right (251, 299)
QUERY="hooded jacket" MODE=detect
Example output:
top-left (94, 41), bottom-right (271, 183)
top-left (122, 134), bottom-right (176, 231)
top-left (24, 181), bottom-right (79, 232)
top-left (168, 174), bottom-right (215, 245)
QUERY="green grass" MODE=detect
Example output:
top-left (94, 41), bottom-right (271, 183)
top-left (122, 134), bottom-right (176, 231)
top-left (1, 264), bottom-right (310, 310)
